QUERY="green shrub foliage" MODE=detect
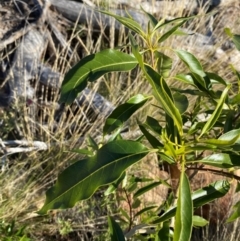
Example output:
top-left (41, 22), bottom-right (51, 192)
top-left (39, 9), bottom-right (240, 240)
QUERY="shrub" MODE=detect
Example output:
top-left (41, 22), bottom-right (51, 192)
top-left (39, 9), bottom-right (240, 240)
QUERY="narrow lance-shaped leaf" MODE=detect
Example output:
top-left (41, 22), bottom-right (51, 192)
top-left (140, 6), bottom-right (158, 27)
top-left (158, 20), bottom-right (187, 43)
top-left (152, 180), bottom-right (230, 224)
top-left (129, 34), bottom-right (183, 135)
top-left (225, 28), bottom-right (240, 51)
top-left (38, 140), bottom-right (149, 214)
top-left (173, 172), bottom-right (192, 241)
top-left (156, 221), bottom-right (171, 241)
top-left (175, 50), bottom-right (205, 78)
top-left (108, 216), bottom-right (125, 241)
top-left (173, 92), bottom-right (188, 114)
top-left (155, 51), bottom-right (172, 78)
top-left (60, 49), bottom-right (137, 104)
top-left (175, 50), bottom-right (211, 92)
top-left (193, 216), bottom-right (209, 227)
top-left (144, 116), bottom-right (162, 135)
top-left (103, 94), bottom-right (151, 135)
top-left (134, 181), bottom-right (162, 198)
top-left (139, 124), bottom-right (163, 148)
top-left (227, 201), bottom-right (240, 223)
top-left (99, 10), bottom-right (145, 36)
top-left (191, 153), bottom-right (240, 168)
top-left (199, 85), bottom-right (231, 138)
top-left (153, 15), bottom-right (196, 32)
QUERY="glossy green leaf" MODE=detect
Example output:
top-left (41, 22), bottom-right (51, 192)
top-left (227, 201), bottom-right (240, 223)
top-left (155, 52), bottom-right (173, 78)
top-left (230, 93), bottom-right (240, 105)
top-left (153, 16), bottom-right (195, 32)
top-left (108, 216), bottom-right (125, 241)
top-left (60, 49), bottom-right (137, 104)
top-left (158, 20), bottom-right (187, 43)
top-left (103, 94), bottom-right (151, 134)
top-left (152, 180), bottom-right (230, 224)
top-left (173, 92), bottom-right (189, 114)
top-left (192, 180), bottom-right (230, 207)
top-left (140, 6), bottom-right (158, 27)
top-left (159, 152), bottom-right (175, 164)
top-left (206, 72), bottom-right (228, 86)
top-left (192, 216), bottom-right (209, 227)
top-left (155, 221), bottom-right (171, 241)
top-left (173, 172), bottom-right (192, 241)
top-left (144, 116), bottom-right (162, 135)
top-left (104, 172), bottom-right (126, 196)
top-left (175, 50), bottom-right (212, 92)
top-left (225, 28), bottom-right (240, 51)
top-left (175, 50), bottom-right (205, 78)
top-left (199, 129), bottom-right (240, 148)
top-left (129, 35), bottom-right (183, 134)
top-left (144, 65), bottom-right (183, 134)
top-left (199, 85), bottom-right (231, 138)
top-left (219, 129), bottom-right (240, 142)
top-left (134, 205), bottom-right (158, 218)
top-left (99, 10), bottom-right (145, 35)
top-left (139, 124), bottom-right (163, 148)
top-left (192, 153), bottom-right (240, 168)
top-left (87, 135), bottom-right (99, 151)
top-left (70, 148), bottom-right (94, 156)
top-left (233, 34), bottom-right (240, 51)
top-left (175, 74), bottom-right (196, 86)
top-left (134, 181), bottom-right (162, 198)
top-left (38, 140), bottom-right (149, 214)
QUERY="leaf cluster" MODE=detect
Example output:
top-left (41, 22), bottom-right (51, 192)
top-left (39, 8), bottom-right (240, 241)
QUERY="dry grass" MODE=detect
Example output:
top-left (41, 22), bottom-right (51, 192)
top-left (0, 0), bottom-right (240, 240)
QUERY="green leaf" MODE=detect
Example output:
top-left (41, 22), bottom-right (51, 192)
top-left (206, 72), bottom-right (228, 86)
top-left (103, 94), bottom-right (151, 134)
top-left (230, 93), bottom-right (240, 105)
top-left (155, 221), bottom-right (171, 241)
top-left (224, 28), bottom-right (233, 38)
top-left (140, 6), bottom-right (158, 27)
top-left (144, 116), bottom-right (162, 135)
top-left (129, 35), bottom-right (183, 135)
top-left (87, 135), bottom-right (99, 151)
top-left (192, 216), bottom-right (209, 227)
top-left (134, 205), bottom-right (158, 218)
top-left (191, 153), bottom-right (240, 168)
top-left (152, 180), bottom-right (230, 224)
top-left (227, 201), bottom-right (240, 223)
top-left (158, 20), bottom-right (187, 43)
top-left (38, 140), bottom-right (149, 214)
top-left (70, 148), bottom-right (94, 156)
top-left (173, 172), bottom-right (192, 241)
top-left (219, 129), bottom-right (240, 142)
top-left (173, 92), bottom-right (189, 114)
top-left (175, 50), bottom-right (205, 78)
top-left (153, 16), bottom-right (195, 32)
top-left (144, 64), bottom-right (183, 134)
top-left (108, 216), bottom-right (125, 241)
top-left (233, 34), bottom-right (240, 51)
top-left (132, 198), bottom-right (141, 209)
top-left (139, 124), bottom-right (163, 148)
top-left (199, 85), bottom-right (231, 138)
top-left (155, 52), bottom-right (173, 78)
top-left (134, 181), bottom-right (162, 198)
top-left (60, 49), bottom-right (137, 104)
top-left (99, 10), bottom-right (145, 36)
